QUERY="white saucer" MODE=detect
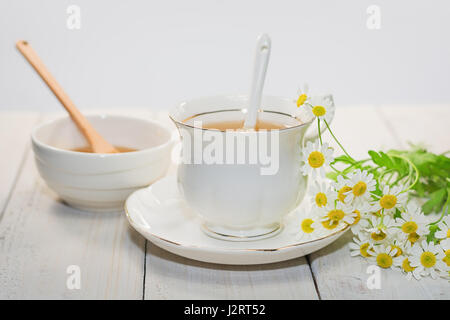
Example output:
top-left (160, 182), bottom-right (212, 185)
top-left (125, 175), bottom-right (349, 265)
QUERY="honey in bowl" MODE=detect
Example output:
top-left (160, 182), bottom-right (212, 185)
top-left (71, 146), bottom-right (137, 153)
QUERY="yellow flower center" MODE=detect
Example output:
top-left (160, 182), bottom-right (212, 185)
top-left (443, 250), bottom-right (450, 267)
top-left (338, 186), bottom-right (352, 203)
top-left (352, 181), bottom-right (367, 197)
top-left (402, 258), bottom-right (415, 272)
top-left (447, 229), bottom-right (450, 238)
top-left (351, 210), bottom-right (361, 226)
top-left (377, 253), bottom-right (393, 268)
top-left (301, 219), bottom-right (315, 233)
top-left (315, 192), bottom-right (327, 207)
top-left (401, 221), bottom-right (418, 234)
top-left (371, 231), bottom-right (386, 241)
top-left (312, 105), bottom-right (326, 117)
top-left (321, 219), bottom-right (338, 230)
top-left (420, 251), bottom-right (436, 268)
top-left (327, 209), bottom-right (345, 221)
top-left (391, 245), bottom-right (402, 257)
top-left (360, 243), bottom-right (372, 257)
top-left (308, 151), bottom-right (325, 168)
top-left (297, 94), bottom-right (307, 107)
top-left (408, 232), bottom-right (420, 244)
top-left (379, 194), bottom-right (397, 209)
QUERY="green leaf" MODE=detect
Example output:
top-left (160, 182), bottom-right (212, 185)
top-left (379, 151), bottom-right (394, 168)
top-left (422, 189), bottom-right (446, 214)
top-left (326, 171), bottom-right (339, 181)
top-left (368, 150), bottom-right (383, 167)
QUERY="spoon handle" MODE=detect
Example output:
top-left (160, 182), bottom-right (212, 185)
top-left (244, 34), bottom-right (271, 129)
top-left (16, 40), bottom-right (117, 153)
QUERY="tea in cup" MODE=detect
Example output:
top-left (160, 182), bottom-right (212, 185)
top-left (170, 94), bottom-right (333, 240)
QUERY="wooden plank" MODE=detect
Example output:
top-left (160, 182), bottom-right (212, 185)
top-left (308, 106), bottom-right (450, 299)
top-left (0, 111), bottom-right (40, 217)
top-left (145, 244), bottom-right (319, 300)
top-left (2, 107), bottom-right (447, 299)
top-left (0, 113), bottom-right (146, 299)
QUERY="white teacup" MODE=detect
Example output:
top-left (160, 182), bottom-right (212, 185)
top-left (170, 95), bottom-right (334, 240)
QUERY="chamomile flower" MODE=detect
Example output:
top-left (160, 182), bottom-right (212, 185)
top-left (355, 201), bottom-right (375, 216)
top-left (395, 257), bottom-right (418, 280)
top-left (435, 216), bottom-right (450, 240)
top-left (439, 243), bottom-right (450, 280)
top-left (308, 95), bottom-right (335, 124)
top-left (308, 181), bottom-right (336, 209)
top-left (349, 235), bottom-right (374, 258)
top-left (440, 239), bottom-right (450, 268)
top-left (343, 169), bottom-right (376, 206)
top-left (296, 84), bottom-right (310, 107)
top-left (300, 141), bottom-right (334, 179)
top-left (372, 185), bottom-right (407, 214)
top-left (399, 229), bottom-right (425, 246)
top-left (351, 216), bottom-right (370, 236)
top-left (370, 244), bottom-right (398, 269)
top-left (343, 209), bottom-right (361, 225)
top-left (365, 215), bottom-right (396, 243)
top-left (319, 202), bottom-right (353, 230)
top-left (332, 175), bottom-right (352, 204)
top-left (394, 202), bottom-right (429, 238)
top-left (389, 238), bottom-right (408, 258)
top-left (393, 242), bottom-right (419, 280)
top-left (291, 209), bottom-right (326, 242)
top-left (409, 240), bottom-right (448, 279)
top-left (348, 202), bottom-right (373, 234)
top-left (291, 85), bottom-right (448, 281)
top-left (297, 218), bottom-right (323, 241)
top-left (440, 238), bottom-right (450, 251)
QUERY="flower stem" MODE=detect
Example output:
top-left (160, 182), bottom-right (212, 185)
top-left (330, 164), bottom-right (349, 179)
top-left (391, 173), bottom-right (408, 186)
top-left (388, 154), bottom-right (420, 193)
top-left (430, 196), bottom-right (449, 226)
top-left (324, 120), bottom-right (355, 162)
top-left (317, 118), bottom-right (323, 145)
top-left (330, 164), bottom-right (341, 173)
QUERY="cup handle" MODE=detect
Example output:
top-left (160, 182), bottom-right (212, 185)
top-left (303, 94), bottom-right (335, 144)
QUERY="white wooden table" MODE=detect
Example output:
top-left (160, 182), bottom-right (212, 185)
top-left (0, 106), bottom-right (449, 299)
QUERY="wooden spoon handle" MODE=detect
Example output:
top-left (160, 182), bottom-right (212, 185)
top-left (16, 40), bottom-right (117, 154)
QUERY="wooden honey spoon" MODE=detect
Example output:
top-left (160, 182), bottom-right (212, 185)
top-left (16, 40), bottom-right (118, 154)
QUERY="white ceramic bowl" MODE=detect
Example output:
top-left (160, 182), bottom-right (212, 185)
top-left (31, 114), bottom-right (174, 212)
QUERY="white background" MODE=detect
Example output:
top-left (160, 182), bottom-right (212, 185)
top-left (1, 0), bottom-right (449, 112)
